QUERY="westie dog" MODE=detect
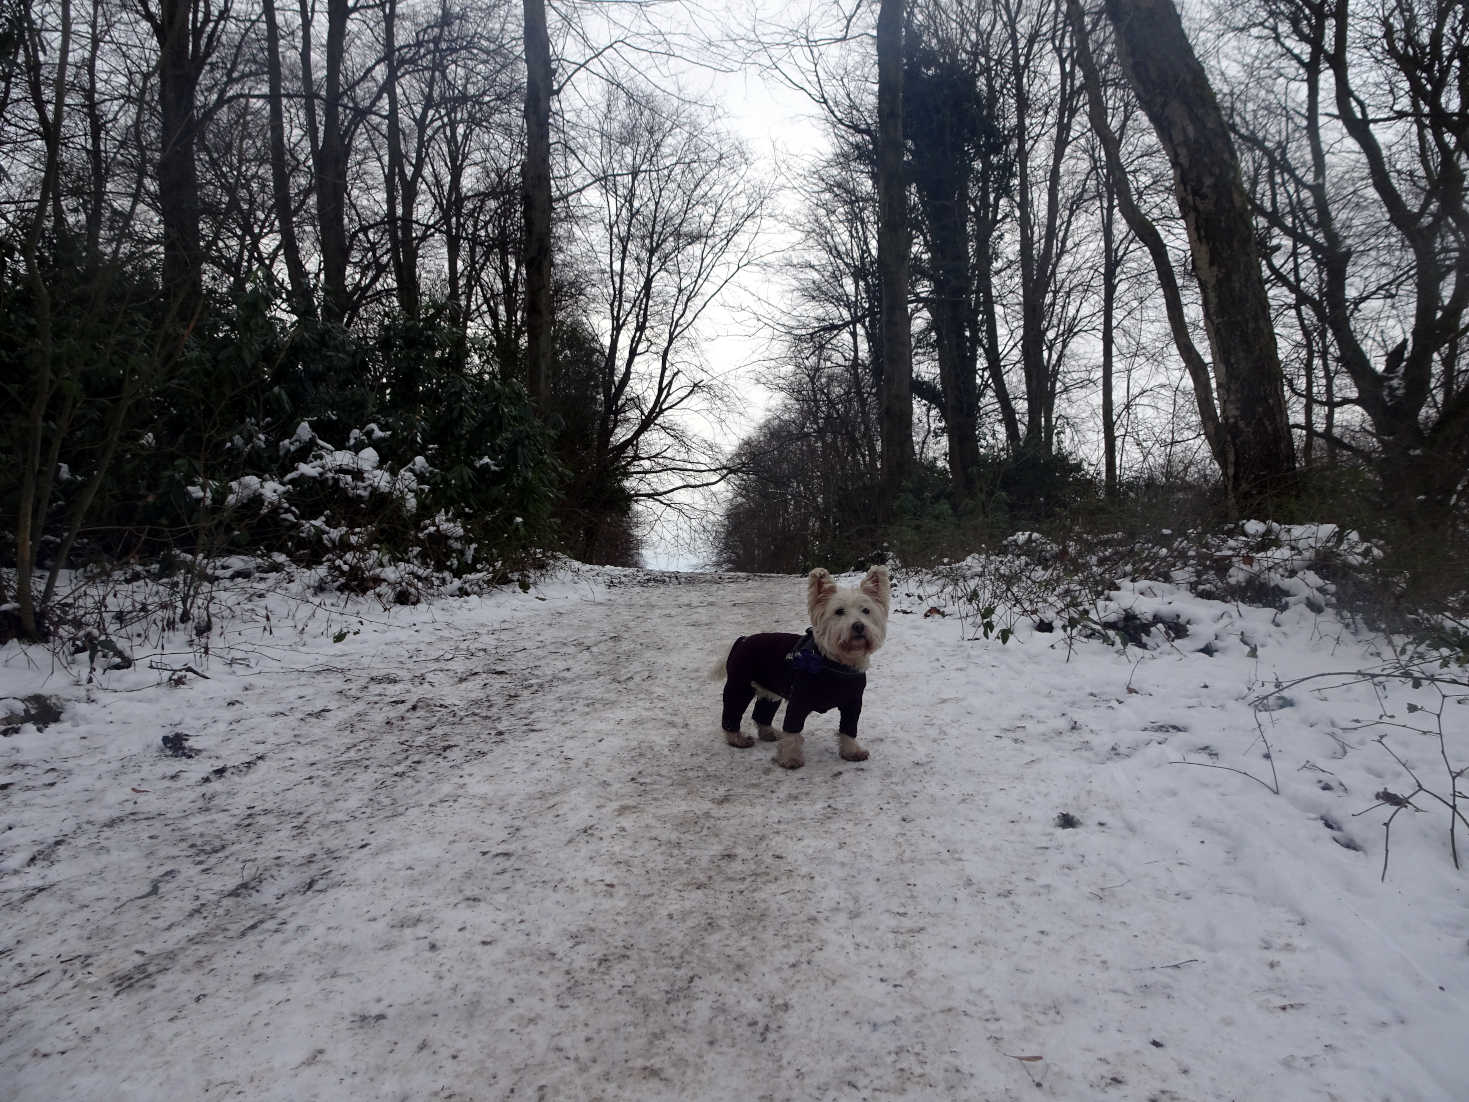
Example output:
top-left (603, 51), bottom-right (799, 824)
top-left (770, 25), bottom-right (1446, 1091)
top-left (714, 566), bottom-right (890, 769)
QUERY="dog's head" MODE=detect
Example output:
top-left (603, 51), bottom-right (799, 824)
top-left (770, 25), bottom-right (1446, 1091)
top-left (807, 565), bottom-right (890, 670)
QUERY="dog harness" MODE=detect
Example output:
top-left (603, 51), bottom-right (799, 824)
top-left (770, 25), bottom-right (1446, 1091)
top-left (785, 628), bottom-right (865, 679)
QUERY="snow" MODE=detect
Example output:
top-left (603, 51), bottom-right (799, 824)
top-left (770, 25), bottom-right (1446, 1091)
top-left (2, 559), bottom-right (1467, 1100)
top-left (223, 475), bottom-right (290, 511)
top-left (284, 421), bottom-right (316, 453)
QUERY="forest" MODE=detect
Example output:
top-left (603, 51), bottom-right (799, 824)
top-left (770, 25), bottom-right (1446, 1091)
top-left (2, 0), bottom-right (1466, 640)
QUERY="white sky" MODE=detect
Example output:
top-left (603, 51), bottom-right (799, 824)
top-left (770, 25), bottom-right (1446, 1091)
top-left (585, 6), bottom-right (841, 568)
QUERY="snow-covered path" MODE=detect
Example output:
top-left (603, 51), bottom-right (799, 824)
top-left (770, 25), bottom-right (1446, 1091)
top-left (3, 569), bottom-right (1467, 1100)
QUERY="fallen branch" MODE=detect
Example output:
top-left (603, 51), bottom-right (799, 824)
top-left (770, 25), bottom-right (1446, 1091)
top-left (147, 660), bottom-right (211, 680)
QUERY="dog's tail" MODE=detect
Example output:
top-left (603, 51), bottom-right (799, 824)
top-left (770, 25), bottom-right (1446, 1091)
top-left (707, 636), bottom-right (741, 682)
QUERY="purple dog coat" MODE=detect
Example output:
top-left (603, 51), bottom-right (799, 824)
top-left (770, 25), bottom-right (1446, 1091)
top-left (720, 630), bottom-right (867, 736)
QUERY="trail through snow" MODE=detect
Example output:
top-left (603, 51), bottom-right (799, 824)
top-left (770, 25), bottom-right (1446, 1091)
top-left (3, 568), bottom-right (1467, 1100)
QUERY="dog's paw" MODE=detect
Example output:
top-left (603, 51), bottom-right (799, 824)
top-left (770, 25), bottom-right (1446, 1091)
top-left (838, 735), bottom-right (869, 762)
top-left (774, 733), bottom-right (805, 769)
top-left (724, 729), bottom-right (755, 749)
top-left (757, 724), bottom-right (779, 742)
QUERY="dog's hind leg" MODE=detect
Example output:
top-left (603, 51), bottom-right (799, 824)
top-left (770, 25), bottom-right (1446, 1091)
top-left (838, 733), bottom-right (869, 762)
top-left (721, 681), bottom-right (756, 748)
top-left (751, 686), bottom-right (783, 742)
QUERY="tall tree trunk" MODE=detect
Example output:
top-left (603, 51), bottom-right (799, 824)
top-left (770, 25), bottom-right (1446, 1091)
top-left (307, 0), bottom-right (350, 325)
top-left (928, 285), bottom-right (981, 501)
top-left (973, 63), bottom-right (1022, 451)
top-left (443, 113), bottom-right (468, 369)
top-left (1067, 0), bottom-right (1225, 475)
top-left (1101, 0), bottom-right (1296, 509)
top-left (150, 0), bottom-right (207, 325)
top-left (382, 0), bottom-right (422, 321)
top-left (1007, 9), bottom-right (1046, 450)
top-left (876, 0), bottom-right (913, 509)
top-left (1101, 162), bottom-right (1118, 499)
top-left (975, 218), bottom-right (1021, 450)
top-left (262, 0), bottom-right (313, 317)
top-left (911, 159), bottom-right (980, 497)
top-left (522, 0), bottom-right (553, 405)
top-left (82, 0), bottom-right (106, 271)
top-left (921, 209), bottom-right (981, 499)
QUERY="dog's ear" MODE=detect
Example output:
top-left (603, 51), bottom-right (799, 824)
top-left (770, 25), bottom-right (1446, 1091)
top-left (807, 567), bottom-right (837, 620)
top-left (859, 564), bottom-right (891, 612)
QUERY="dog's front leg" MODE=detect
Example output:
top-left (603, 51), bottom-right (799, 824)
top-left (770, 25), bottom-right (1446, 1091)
top-left (837, 701), bottom-right (868, 762)
top-left (774, 731), bottom-right (805, 769)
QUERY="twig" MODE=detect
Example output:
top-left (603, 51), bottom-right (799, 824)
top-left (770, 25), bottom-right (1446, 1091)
top-left (1170, 758), bottom-right (1280, 794)
top-left (1352, 791), bottom-right (1421, 882)
top-left (1129, 958), bottom-right (1201, 970)
top-left (1171, 711), bottom-right (1279, 795)
top-left (147, 660), bottom-right (211, 680)
top-left (1002, 1051), bottom-right (1044, 1087)
top-left (1260, 664), bottom-right (1467, 699)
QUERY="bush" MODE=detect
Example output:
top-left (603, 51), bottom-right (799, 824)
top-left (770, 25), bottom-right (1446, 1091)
top-left (172, 305), bottom-right (562, 582)
top-left (5, 278), bottom-right (562, 593)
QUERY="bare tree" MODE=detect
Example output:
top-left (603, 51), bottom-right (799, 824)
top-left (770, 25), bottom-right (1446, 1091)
top-left (1099, 0), bottom-right (1297, 510)
top-left (998, 0), bottom-right (1091, 454)
top-left (876, 0), bottom-right (913, 509)
top-left (567, 88), bottom-right (763, 553)
top-left (262, 0), bottom-right (312, 315)
top-left (11, 0), bottom-right (76, 640)
top-left (298, 0), bottom-right (353, 323)
top-left (133, 0), bottom-right (231, 324)
top-left (1231, 0), bottom-right (1467, 528)
top-left (7, 0), bottom-right (153, 638)
top-left (521, 0), bottom-right (552, 404)
top-left (905, 6), bottom-right (987, 499)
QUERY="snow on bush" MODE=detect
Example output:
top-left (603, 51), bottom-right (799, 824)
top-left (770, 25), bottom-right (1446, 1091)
top-left (925, 521), bottom-right (1390, 654)
top-left (182, 420), bottom-right (541, 597)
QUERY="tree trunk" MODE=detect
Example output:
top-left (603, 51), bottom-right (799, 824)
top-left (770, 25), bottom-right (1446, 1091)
top-left (1101, 164), bottom-right (1118, 499)
top-left (382, 0), bottom-right (422, 321)
top-left (1007, 11), bottom-right (1046, 450)
top-left (911, 155), bottom-right (980, 498)
top-left (876, 0), bottom-right (913, 509)
top-left (151, 0), bottom-right (206, 325)
top-left (81, 0), bottom-right (106, 270)
top-left (522, 0), bottom-right (553, 405)
top-left (975, 217), bottom-right (1021, 450)
top-left (1102, 0), bottom-right (1296, 509)
top-left (307, 0), bottom-right (350, 325)
top-left (263, 0), bottom-right (313, 317)
top-left (927, 284), bottom-right (982, 501)
top-left (1068, 0), bottom-right (1225, 472)
top-left (443, 116), bottom-right (468, 369)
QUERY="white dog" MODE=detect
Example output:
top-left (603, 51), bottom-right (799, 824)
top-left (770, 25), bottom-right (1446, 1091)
top-left (715, 566), bottom-right (890, 769)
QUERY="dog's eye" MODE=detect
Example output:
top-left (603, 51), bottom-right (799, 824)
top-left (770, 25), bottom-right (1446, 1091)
top-left (834, 608), bottom-right (846, 616)
top-left (862, 607), bottom-right (871, 615)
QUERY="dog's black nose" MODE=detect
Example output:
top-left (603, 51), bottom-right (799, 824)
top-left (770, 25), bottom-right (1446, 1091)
top-left (851, 621), bottom-right (865, 636)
